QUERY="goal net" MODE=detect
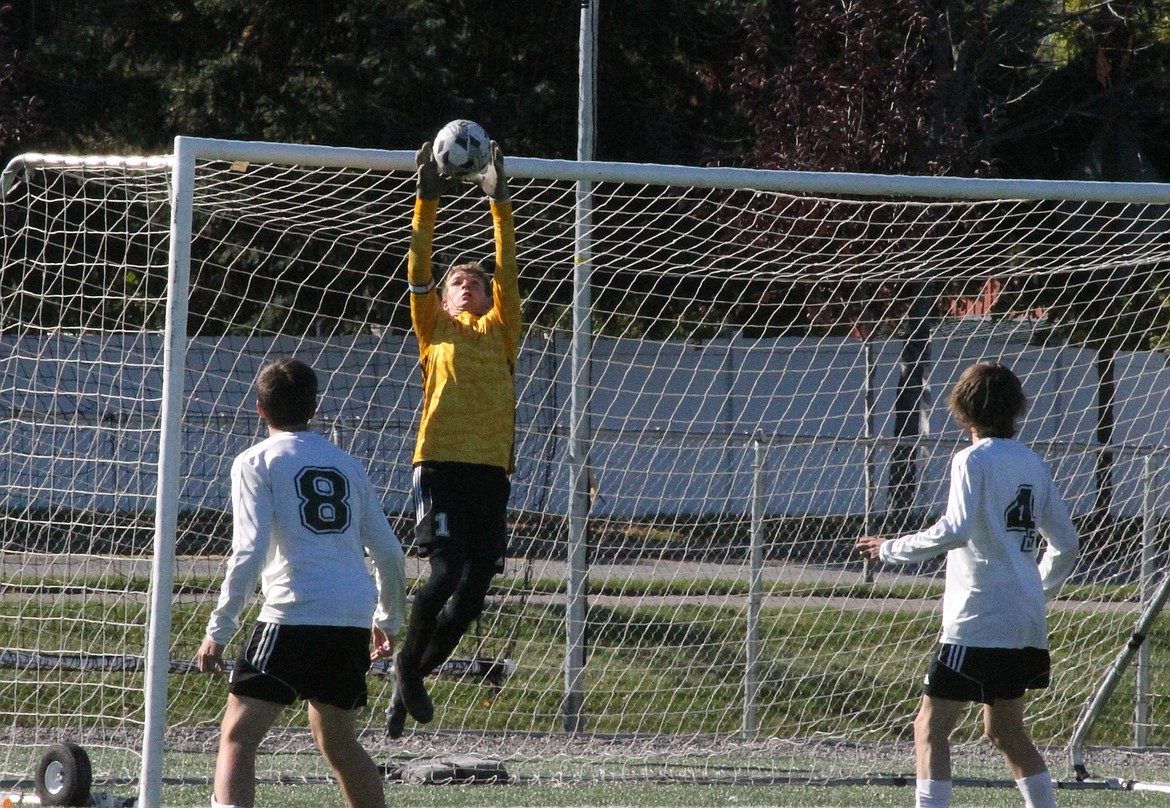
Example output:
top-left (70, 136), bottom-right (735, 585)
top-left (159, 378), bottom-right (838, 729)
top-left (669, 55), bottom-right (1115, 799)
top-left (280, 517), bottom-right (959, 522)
top-left (1, 138), bottom-right (1169, 799)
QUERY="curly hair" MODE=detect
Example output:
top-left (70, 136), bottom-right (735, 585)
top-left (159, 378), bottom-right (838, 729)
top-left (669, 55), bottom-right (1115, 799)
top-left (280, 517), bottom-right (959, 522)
top-left (946, 361), bottom-right (1027, 439)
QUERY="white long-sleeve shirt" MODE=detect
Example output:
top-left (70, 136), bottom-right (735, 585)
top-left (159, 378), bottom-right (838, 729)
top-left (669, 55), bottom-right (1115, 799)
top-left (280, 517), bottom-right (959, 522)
top-left (205, 431), bottom-right (407, 645)
top-left (879, 437), bottom-right (1079, 649)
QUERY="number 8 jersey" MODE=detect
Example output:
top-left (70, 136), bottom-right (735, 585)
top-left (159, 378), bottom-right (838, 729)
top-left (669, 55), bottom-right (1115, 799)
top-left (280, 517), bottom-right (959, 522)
top-left (205, 431), bottom-right (407, 645)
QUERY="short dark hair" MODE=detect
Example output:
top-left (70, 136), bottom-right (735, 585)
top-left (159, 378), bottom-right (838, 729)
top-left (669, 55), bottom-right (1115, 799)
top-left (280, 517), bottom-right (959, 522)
top-left (947, 361), bottom-right (1027, 439)
top-left (440, 261), bottom-right (491, 295)
top-left (256, 358), bottom-right (317, 429)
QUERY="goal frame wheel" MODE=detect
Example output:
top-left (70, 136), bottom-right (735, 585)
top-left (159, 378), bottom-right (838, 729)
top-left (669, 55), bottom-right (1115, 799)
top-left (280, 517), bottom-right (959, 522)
top-left (34, 741), bottom-right (93, 806)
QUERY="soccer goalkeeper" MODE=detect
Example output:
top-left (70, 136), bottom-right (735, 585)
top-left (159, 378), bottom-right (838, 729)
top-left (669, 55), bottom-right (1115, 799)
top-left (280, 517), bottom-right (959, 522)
top-left (856, 361), bottom-right (1079, 808)
top-left (388, 139), bottom-right (520, 738)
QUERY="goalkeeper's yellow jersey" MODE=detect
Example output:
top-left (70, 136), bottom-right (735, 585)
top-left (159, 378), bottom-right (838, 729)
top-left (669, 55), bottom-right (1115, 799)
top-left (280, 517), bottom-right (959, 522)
top-left (407, 197), bottom-right (520, 472)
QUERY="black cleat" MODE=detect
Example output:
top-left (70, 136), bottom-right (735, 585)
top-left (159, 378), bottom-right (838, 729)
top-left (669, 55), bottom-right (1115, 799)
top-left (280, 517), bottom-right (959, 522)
top-left (394, 654), bottom-right (434, 724)
top-left (386, 691), bottom-right (408, 739)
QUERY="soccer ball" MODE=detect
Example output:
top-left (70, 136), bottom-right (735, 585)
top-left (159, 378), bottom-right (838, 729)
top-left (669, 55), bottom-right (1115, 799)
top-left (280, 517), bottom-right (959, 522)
top-left (432, 119), bottom-right (491, 179)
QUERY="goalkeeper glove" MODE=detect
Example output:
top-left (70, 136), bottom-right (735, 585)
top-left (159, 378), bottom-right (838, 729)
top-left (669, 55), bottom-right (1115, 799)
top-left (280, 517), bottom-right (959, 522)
top-left (415, 142), bottom-right (453, 201)
top-left (475, 141), bottom-right (510, 204)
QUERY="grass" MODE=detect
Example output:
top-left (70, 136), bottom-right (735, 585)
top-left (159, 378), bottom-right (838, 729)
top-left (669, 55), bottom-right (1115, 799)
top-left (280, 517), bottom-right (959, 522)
top-left (2, 572), bottom-right (1170, 807)
top-left (0, 571), bottom-right (1144, 605)
top-left (149, 779), bottom-right (1170, 807)
top-left (0, 584), bottom-right (1162, 741)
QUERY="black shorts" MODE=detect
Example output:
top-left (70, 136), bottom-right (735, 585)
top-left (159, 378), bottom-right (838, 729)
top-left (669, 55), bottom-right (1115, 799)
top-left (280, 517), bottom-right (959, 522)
top-left (413, 461), bottom-right (510, 574)
top-left (923, 644), bottom-right (1051, 704)
top-left (229, 623), bottom-right (372, 710)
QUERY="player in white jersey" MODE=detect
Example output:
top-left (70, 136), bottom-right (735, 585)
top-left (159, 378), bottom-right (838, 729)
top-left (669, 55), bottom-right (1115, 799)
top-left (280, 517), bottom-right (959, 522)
top-left (857, 362), bottom-right (1079, 808)
top-left (196, 358), bottom-right (406, 808)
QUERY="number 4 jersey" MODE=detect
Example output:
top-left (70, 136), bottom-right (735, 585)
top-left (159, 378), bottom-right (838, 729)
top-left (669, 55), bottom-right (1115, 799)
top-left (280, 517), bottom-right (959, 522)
top-left (879, 437), bottom-right (1080, 650)
top-left (206, 431), bottom-right (407, 645)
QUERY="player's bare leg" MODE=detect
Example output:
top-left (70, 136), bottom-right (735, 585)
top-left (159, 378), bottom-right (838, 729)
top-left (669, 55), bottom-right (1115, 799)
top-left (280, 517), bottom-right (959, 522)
top-left (984, 697), bottom-right (1057, 808)
top-left (914, 695), bottom-right (963, 781)
top-left (911, 695), bottom-right (964, 806)
top-left (983, 696), bottom-right (1046, 777)
top-left (214, 694), bottom-right (285, 808)
top-left (308, 699), bottom-right (386, 808)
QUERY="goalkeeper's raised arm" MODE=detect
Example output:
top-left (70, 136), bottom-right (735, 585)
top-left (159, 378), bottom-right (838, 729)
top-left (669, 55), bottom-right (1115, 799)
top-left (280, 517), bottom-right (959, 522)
top-left (392, 138), bottom-right (521, 739)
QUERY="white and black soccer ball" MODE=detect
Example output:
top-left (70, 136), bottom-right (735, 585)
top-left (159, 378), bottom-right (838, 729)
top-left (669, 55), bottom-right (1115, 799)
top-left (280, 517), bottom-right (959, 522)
top-left (432, 119), bottom-right (491, 179)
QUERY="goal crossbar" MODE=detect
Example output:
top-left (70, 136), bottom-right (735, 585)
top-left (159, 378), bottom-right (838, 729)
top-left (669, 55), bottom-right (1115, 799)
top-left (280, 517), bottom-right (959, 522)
top-left (1, 135), bottom-right (1169, 805)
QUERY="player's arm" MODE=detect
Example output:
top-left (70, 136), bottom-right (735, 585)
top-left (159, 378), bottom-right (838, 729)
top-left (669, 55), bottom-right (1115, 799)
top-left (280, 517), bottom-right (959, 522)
top-left (408, 143), bottom-right (450, 348)
top-left (1037, 476), bottom-right (1080, 599)
top-left (195, 637), bottom-right (227, 674)
top-left (199, 456), bottom-right (272, 670)
top-left (370, 541), bottom-right (407, 638)
top-left (880, 519), bottom-right (970, 564)
top-left (862, 455), bottom-right (977, 564)
top-left (367, 540), bottom-right (405, 661)
top-left (360, 479), bottom-right (407, 642)
top-left (854, 535), bottom-right (886, 562)
top-left (477, 142), bottom-right (522, 348)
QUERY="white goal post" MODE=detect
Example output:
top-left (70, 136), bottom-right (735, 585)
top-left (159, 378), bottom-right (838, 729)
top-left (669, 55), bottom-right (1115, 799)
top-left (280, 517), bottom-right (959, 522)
top-left (2, 136), bottom-right (1170, 805)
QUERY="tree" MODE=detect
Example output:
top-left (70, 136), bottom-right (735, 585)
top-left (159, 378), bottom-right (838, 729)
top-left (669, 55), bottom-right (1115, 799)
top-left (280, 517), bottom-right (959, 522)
top-left (993, 1), bottom-right (1170, 525)
top-left (735, 0), bottom-right (972, 174)
top-left (991, 0), bottom-right (1170, 180)
top-left (8, 0), bottom-right (758, 165)
top-left (0, 2), bottom-right (41, 168)
top-left (725, 0), bottom-right (979, 525)
top-left (725, 0), bottom-right (1170, 529)
top-left (5, 0), bottom-right (578, 156)
top-left (594, 0), bottom-right (757, 164)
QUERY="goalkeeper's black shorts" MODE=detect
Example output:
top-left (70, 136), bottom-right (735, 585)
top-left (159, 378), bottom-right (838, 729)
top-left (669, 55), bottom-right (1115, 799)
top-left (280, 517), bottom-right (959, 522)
top-left (923, 644), bottom-right (1051, 704)
top-left (412, 460), bottom-right (509, 574)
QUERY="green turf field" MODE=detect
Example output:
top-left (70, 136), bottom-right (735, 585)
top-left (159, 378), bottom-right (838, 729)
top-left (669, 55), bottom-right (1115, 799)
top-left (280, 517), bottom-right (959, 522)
top-left (148, 778), bottom-right (1170, 807)
top-left (4, 573), bottom-right (1170, 806)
